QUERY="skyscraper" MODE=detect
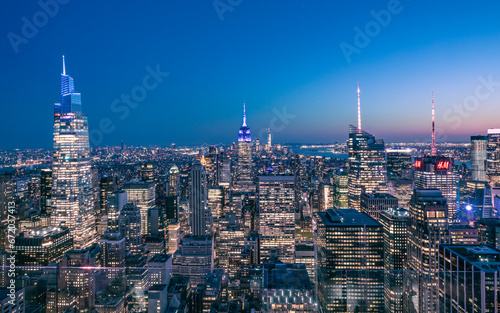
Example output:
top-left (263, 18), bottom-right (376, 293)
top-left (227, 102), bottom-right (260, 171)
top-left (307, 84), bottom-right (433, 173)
top-left (119, 202), bottom-right (143, 254)
top-left (190, 161), bottom-right (212, 236)
top-left (406, 189), bottom-right (449, 313)
top-left (236, 102), bottom-right (253, 191)
top-left (471, 135), bottom-right (487, 181)
top-left (487, 129), bottom-right (500, 187)
top-left (141, 163), bottom-right (154, 182)
top-left (99, 231), bottom-right (126, 294)
top-left (124, 181), bottom-right (155, 236)
top-left (168, 165), bottom-right (180, 196)
top-left (99, 176), bottom-right (117, 218)
top-left (14, 226), bottom-right (73, 266)
top-left (332, 169), bottom-right (348, 208)
top-left (347, 124), bottom-right (388, 210)
top-left (386, 148), bottom-right (413, 180)
top-left (438, 244), bottom-right (500, 313)
top-left (40, 168), bottom-right (52, 215)
top-left (360, 192), bottom-right (398, 220)
top-left (50, 56), bottom-right (97, 249)
top-left (0, 174), bottom-right (13, 223)
top-left (379, 208), bottom-right (409, 313)
top-left (317, 209), bottom-right (384, 313)
top-left (258, 175), bottom-right (295, 263)
top-left (413, 156), bottom-right (459, 218)
top-left (107, 190), bottom-right (127, 232)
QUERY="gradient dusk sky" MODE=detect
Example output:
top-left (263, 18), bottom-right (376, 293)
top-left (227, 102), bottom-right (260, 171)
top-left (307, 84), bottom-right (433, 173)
top-left (1, 0), bottom-right (500, 149)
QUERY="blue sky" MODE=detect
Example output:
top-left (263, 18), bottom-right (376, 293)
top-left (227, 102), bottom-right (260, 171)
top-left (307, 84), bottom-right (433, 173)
top-left (1, 0), bottom-right (500, 148)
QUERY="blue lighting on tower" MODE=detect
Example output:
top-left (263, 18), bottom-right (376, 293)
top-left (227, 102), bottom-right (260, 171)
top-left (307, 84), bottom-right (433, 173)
top-left (57, 55), bottom-right (82, 114)
top-left (238, 102), bottom-right (251, 142)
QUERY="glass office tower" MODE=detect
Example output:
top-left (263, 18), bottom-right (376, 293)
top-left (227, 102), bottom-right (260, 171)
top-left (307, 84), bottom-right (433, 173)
top-left (487, 129), bottom-right (500, 187)
top-left (50, 56), bottom-right (97, 249)
top-left (471, 135), bottom-right (487, 182)
top-left (347, 124), bottom-right (388, 210)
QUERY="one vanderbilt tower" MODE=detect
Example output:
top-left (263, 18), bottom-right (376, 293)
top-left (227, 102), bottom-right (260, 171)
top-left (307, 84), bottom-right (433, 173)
top-left (50, 56), bottom-right (97, 249)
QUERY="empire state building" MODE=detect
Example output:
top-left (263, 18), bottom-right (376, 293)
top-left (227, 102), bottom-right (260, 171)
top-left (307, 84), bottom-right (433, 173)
top-left (235, 102), bottom-right (253, 192)
top-left (50, 56), bottom-right (97, 249)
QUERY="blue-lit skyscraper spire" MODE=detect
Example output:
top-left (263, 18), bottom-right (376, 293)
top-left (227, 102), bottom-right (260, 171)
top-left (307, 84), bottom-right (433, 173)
top-left (242, 101), bottom-right (247, 127)
top-left (51, 56), bottom-right (97, 249)
top-left (57, 55), bottom-right (81, 114)
top-left (238, 101), bottom-right (251, 142)
top-left (236, 101), bottom-right (253, 191)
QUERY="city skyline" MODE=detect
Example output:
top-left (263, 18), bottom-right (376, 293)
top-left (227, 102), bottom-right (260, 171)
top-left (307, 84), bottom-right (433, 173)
top-left (2, 1), bottom-right (500, 149)
top-left (4, 2), bottom-right (500, 313)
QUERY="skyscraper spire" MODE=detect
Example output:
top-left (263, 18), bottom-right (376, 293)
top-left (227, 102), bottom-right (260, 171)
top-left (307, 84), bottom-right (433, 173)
top-left (431, 89), bottom-right (437, 156)
top-left (357, 82), bottom-right (361, 132)
top-left (62, 55), bottom-right (66, 75)
top-left (242, 101), bottom-right (247, 127)
top-left (238, 101), bottom-right (251, 142)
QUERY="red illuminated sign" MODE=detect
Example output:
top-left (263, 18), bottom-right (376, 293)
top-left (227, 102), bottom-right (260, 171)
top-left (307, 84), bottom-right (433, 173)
top-left (436, 160), bottom-right (450, 171)
top-left (414, 160), bottom-right (422, 169)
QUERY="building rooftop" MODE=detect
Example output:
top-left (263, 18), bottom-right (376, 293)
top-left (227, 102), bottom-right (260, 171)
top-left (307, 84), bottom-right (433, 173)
top-left (263, 263), bottom-right (312, 290)
top-left (361, 193), bottom-right (398, 200)
top-left (380, 207), bottom-right (409, 218)
top-left (123, 181), bottom-right (155, 188)
top-left (443, 244), bottom-right (500, 271)
top-left (23, 226), bottom-right (67, 238)
top-left (150, 284), bottom-right (168, 291)
top-left (318, 209), bottom-right (381, 227)
top-left (149, 254), bottom-right (171, 263)
top-left (258, 175), bottom-right (295, 182)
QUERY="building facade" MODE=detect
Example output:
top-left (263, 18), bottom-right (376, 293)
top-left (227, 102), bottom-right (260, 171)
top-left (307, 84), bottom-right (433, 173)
top-left (258, 175), bottom-right (296, 263)
top-left (50, 57), bottom-right (97, 249)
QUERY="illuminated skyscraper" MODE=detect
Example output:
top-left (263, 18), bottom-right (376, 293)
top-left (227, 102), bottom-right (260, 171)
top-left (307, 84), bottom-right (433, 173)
top-left (406, 189), bottom-right (449, 313)
top-left (14, 226), bottom-right (73, 266)
top-left (471, 135), bottom-right (487, 181)
top-left (236, 102), bottom-right (253, 191)
top-left (119, 202), bottom-right (143, 254)
top-left (360, 192), bottom-right (398, 221)
top-left (190, 161), bottom-right (212, 236)
top-left (58, 245), bottom-right (100, 312)
top-left (124, 181), bottom-right (155, 236)
top-left (386, 148), bottom-right (413, 180)
top-left (438, 244), bottom-right (500, 313)
top-left (388, 179), bottom-right (413, 209)
top-left (40, 168), bottom-right (52, 215)
top-left (50, 56), bottom-right (97, 249)
top-left (332, 169), bottom-right (348, 208)
top-left (266, 128), bottom-right (272, 151)
top-left (487, 129), bottom-right (500, 186)
top-left (99, 176), bottom-right (117, 218)
top-left (99, 231), bottom-right (126, 294)
top-left (172, 235), bottom-right (214, 288)
top-left (347, 124), bottom-right (388, 210)
top-left (107, 190), bottom-right (127, 232)
top-left (413, 156), bottom-right (459, 218)
top-left (141, 163), bottom-right (154, 182)
top-left (258, 175), bottom-right (295, 263)
top-left (379, 208), bottom-right (409, 313)
top-left (220, 160), bottom-right (231, 187)
top-left (168, 165), bottom-right (180, 196)
top-left (317, 209), bottom-right (384, 313)
top-left (0, 174), bottom-right (13, 223)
